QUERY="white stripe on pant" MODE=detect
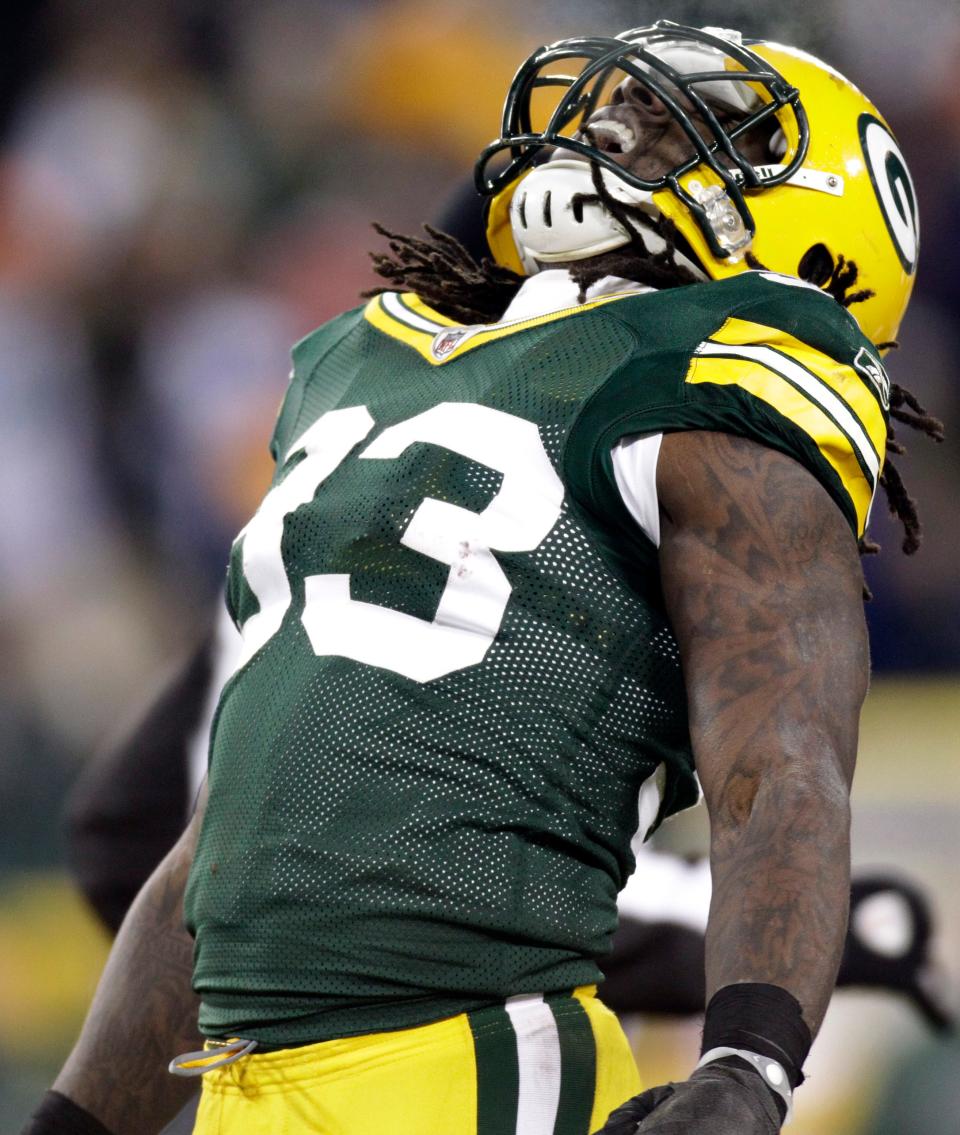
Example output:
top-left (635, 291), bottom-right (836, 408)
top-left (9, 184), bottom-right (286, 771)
top-left (504, 993), bottom-right (563, 1135)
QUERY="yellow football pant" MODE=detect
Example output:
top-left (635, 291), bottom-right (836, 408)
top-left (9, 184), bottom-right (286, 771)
top-left (190, 986), bottom-right (640, 1135)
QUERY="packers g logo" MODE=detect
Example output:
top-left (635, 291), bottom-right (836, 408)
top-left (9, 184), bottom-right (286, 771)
top-left (859, 114), bottom-right (919, 275)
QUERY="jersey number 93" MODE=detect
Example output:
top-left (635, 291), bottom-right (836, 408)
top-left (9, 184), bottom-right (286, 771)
top-left (231, 403), bottom-right (564, 683)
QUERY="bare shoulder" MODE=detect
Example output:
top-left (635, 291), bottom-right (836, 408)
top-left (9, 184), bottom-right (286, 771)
top-left (656, 430), bottom-right (861, 575)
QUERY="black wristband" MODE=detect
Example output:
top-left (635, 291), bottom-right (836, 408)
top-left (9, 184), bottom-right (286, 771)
top-left (701, 982), bottom-right (812, 1089)
top-left (21, 1091), bottom-right (115, 1135)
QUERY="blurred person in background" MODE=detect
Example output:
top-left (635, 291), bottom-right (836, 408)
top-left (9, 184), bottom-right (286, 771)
top-left (16, 17), bottom-right (948, 1135)
top-left (0, 0), bottom-right (445, 895)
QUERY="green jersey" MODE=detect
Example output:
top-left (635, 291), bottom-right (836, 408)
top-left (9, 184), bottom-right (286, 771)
top-left (185, 270), bottom-right (887, 1044)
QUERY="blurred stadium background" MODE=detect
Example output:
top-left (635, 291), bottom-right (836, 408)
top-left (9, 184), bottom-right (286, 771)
top-left (0, 0), bottom-right (957, 1131)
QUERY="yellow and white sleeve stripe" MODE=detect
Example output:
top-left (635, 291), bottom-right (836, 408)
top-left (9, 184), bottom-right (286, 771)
top-left (686, 317), bottom-right (887, 535)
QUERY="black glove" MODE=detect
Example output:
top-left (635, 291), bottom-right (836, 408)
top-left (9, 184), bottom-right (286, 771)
top-left (839, 875), bottom-right (955, 1032)
top-left (591, 1060), bottom-right (781, 1134)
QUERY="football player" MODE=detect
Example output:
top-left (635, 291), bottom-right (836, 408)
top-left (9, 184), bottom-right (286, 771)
top-left (26, 21), bottom-right (943, 1135)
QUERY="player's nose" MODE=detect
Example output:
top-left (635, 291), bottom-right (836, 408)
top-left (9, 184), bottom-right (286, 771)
top-left (611, 76), bottom-right (672, 120)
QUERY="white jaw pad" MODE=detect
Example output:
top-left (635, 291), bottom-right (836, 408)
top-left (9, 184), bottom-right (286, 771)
top-left (509, 159), bottom-right (652, 273)
top-left (509, 158), bottom-right (706, 281)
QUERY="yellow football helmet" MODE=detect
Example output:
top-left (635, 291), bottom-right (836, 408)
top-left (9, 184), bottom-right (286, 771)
top-left (475, 21), bottom-right (918, 348)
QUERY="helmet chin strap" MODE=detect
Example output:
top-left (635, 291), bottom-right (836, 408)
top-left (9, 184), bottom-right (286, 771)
top-left (509, 158), bottom-right (706, 281)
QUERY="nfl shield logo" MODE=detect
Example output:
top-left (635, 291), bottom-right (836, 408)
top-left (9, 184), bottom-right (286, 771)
top-left (432, 328), bottom-right (470, 360)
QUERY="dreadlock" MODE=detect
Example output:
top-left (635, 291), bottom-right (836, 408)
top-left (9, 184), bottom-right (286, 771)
top-left (880, 379), bottom-right (944, 553)
top-left (364, 223), bottom-right (523, 325)
top-left (366, 192), bottom-right (943, 562)
top-left (788, 243), bottom-right (945, 559)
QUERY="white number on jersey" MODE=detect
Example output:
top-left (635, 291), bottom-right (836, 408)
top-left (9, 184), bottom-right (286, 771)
top-left (232, 402), bottom-right (564, 682)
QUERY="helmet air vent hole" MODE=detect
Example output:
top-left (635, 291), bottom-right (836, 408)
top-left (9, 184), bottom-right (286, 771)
top-left (543, 190), bottom-right (553, 227)
top-left (572, 196), bottom-right (584, 224)
top-left (798, 242), bottom-right (835, 287)
top-left (517, 193), bottom-right (527, 228)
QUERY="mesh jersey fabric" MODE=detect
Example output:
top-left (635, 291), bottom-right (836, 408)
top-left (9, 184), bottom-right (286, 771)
top-left (185, 271), bottom-right (887, 1045)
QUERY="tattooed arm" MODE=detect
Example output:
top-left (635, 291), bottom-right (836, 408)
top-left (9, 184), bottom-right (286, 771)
top-left (594, 432), bottom-right (868, 1133)
top-left (49, 783), bottom-right (207, 1134)
top-left (657, 431), bottom-right (868, 1033)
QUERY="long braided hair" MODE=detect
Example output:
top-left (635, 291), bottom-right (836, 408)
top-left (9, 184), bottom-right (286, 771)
top-left (365, 223), bottom-right (522, 326)
top-left (366, 174), bottom-right (942, 561)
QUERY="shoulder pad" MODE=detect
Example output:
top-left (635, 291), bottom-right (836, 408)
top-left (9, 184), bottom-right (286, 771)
top-left (291, 306), bottom-right (366, 378)
top-left (686, 296), bottom-right (888, 536)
